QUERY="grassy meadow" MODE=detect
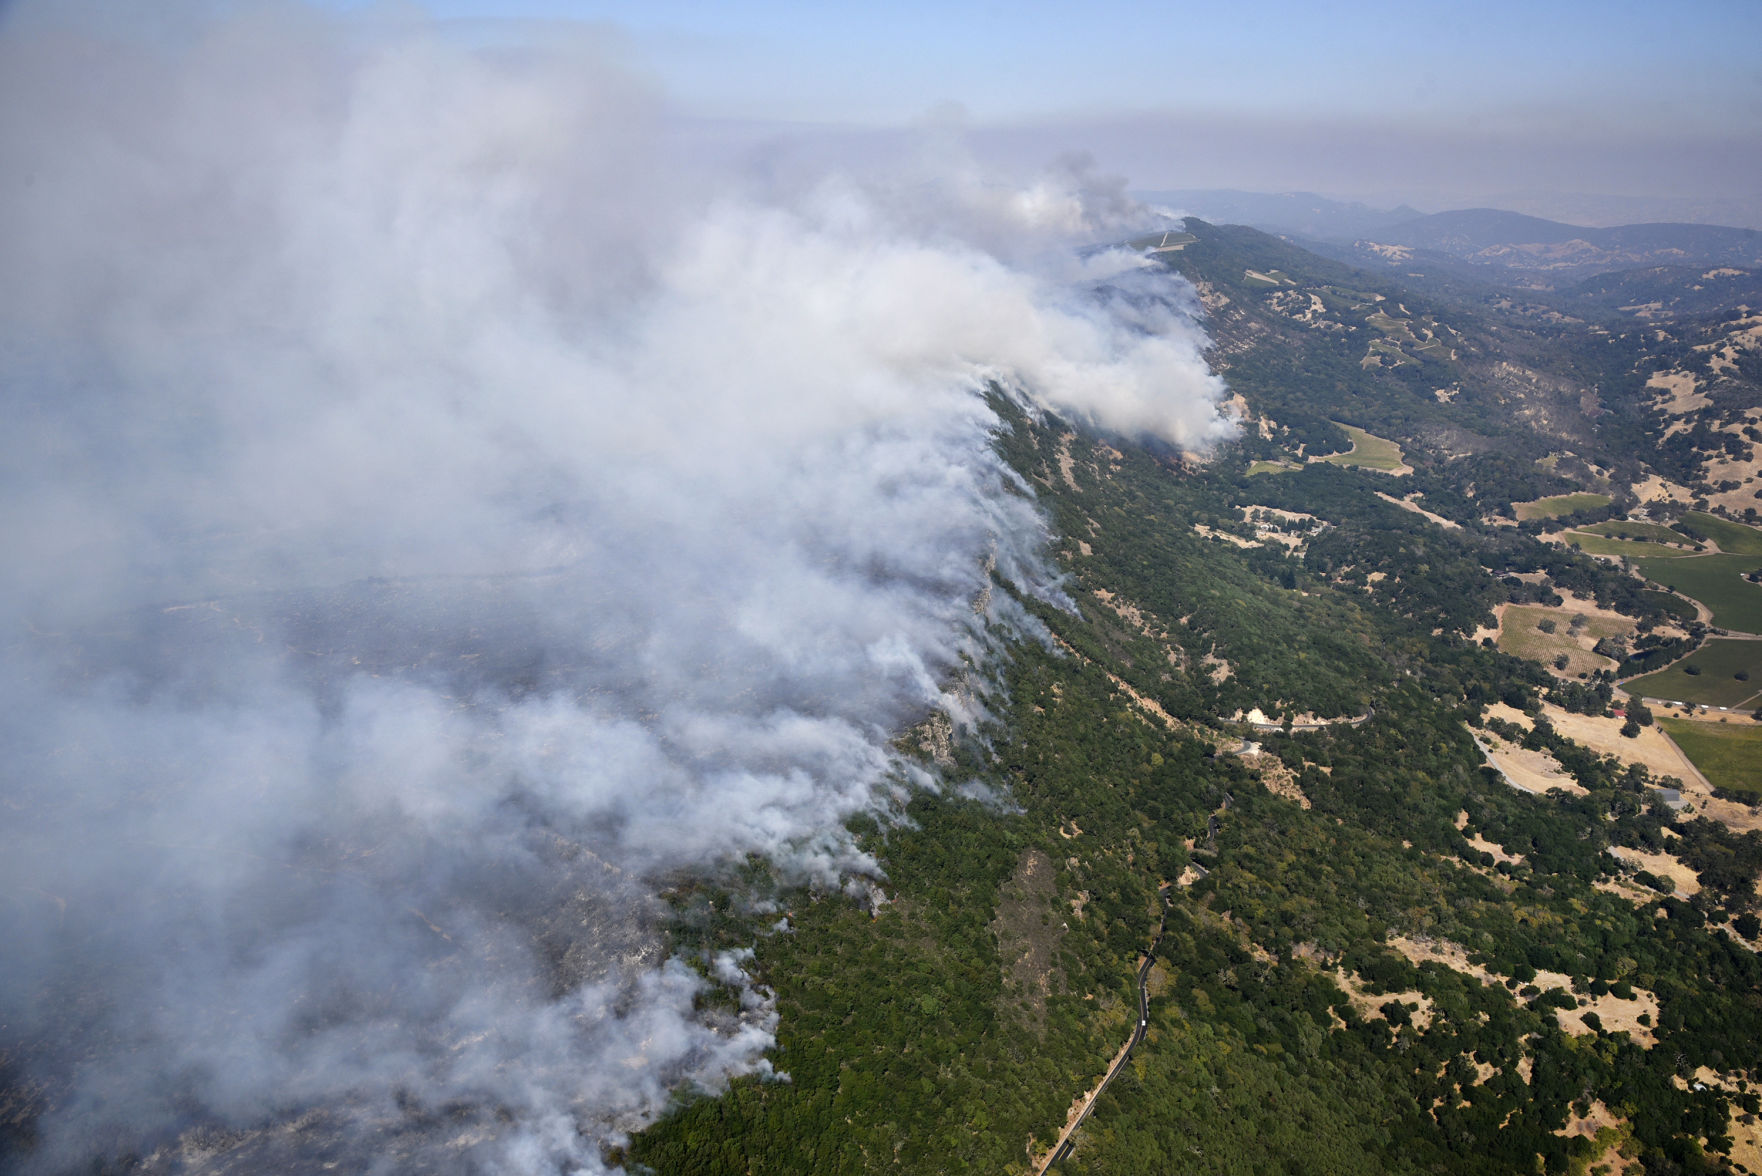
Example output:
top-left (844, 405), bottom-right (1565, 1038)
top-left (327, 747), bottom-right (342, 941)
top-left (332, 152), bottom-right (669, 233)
top-left (1315, 423), bottom-right (1406, 472)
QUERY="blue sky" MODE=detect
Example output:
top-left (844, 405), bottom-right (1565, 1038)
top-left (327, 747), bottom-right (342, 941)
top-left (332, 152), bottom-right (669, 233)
top-left (278, 0), bottom-right (1762, 219)
top-left (329, 0), bottom-right (1761, 128)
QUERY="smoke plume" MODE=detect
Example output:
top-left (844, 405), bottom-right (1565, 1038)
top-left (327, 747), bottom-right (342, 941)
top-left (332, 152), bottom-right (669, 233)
top-left (0, 4), bottom-right (1233, 1170)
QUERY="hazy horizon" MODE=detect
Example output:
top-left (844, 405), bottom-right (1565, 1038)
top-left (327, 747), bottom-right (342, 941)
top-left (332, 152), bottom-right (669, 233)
top-left (294, 0), bottom-right (1762, 229)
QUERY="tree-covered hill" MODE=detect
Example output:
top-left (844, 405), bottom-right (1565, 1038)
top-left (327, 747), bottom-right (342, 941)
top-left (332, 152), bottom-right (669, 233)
top-left (630, 222), bottom-right (1762, 1173)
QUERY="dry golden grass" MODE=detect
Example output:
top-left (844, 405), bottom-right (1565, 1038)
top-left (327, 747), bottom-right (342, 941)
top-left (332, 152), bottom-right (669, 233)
top-left (1491, 599), bottom-right (1635, 678)
top-left (1390, 937), bottom-right (1657, 1046)
top-left (1538, 704), bottom-right (1704, 787)
top-left (1472, 728), bottom-right (1588, 796)
top-left (1375, 491), bottom-right (1460, 529)
top-left (1647, 369), bottom-right (1711, 414)
top-left (1331, 966), bottom-right (1433, 1030)
top-left (1608, 844), bottom-right (1701, 896)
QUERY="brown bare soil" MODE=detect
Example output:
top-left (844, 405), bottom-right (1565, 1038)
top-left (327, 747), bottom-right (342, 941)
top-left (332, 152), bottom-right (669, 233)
top-left (1480, 595), bottom-right (1648, 678)
top-left (1090, 588), bottom-right (1154, 637)
top-left (1105, 672), bottom-right (1178, 730)
top-left (1055, 432), bottom-right (1078, 490)
top-left (1192, 523), bottom-right (1260, 548)
top-left (1375, 491), bottom-right (1461, 530)
top-left (1247, 750), bottom-right (1311, 809)
top-left (1454, 809), bottom-right (1525, 872)
top-left (1522, 703), bottom-right (1762, 835)
top-left (1594, 876), bottom-right (1663, 906)
top-left (991, 849), bottom-right (1064, 1030)
top-left (1727, 1106), bottom-right (1762, 1175)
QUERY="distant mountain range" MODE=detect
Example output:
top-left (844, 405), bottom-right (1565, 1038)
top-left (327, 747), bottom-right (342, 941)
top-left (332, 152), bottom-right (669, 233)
top-left (1139, 191), bottom-right (1762, 285)
top-left (1351, 208), bottom-right (1762, 276)
top-left (1135, 189), bottom-right (1427, 241)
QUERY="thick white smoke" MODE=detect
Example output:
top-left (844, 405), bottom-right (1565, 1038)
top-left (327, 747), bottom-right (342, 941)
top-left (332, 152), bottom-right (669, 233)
top-left (0, 5), bottom-right (1233, 1171)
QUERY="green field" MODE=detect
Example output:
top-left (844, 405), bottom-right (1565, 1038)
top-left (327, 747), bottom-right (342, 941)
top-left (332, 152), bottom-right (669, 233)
top-left (1316, 423), bottom-right (1406, 472)
top-left (1247, 460), bottom-right (1297, 475)
top-left (1578, 519), bottom-right (1694, 546)
top-left (1564, 531), bottom-right (1688, 560)
top-left (1624, 638), bottom-right (1762, 707)
top-left (1636, 553), bottom-right (1762, 632)
top-left (1678, 511), bottom-right (1762, 556)
top-left (1514, 492), bottom-right (1612, 521)
top-left (1659, 718), bottom-right (1762, 795)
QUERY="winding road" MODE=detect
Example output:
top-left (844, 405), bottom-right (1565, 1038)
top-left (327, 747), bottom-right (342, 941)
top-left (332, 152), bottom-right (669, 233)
top-left (1033, 889), bottom-right (1168, 1174)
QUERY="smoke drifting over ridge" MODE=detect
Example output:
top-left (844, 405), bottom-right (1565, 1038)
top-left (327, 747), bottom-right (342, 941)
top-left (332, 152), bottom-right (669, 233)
top-left (0, 5), bottom-right (1232, 1170)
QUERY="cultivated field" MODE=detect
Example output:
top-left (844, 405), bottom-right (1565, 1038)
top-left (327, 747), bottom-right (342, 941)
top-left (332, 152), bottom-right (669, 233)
top-left (1679, 511), bottom-right (1762, 556)
top-left (1564, 531), bottom-right (1688, 560)
top-left (1658, 718), bottom-right (1762, 796)
top-left (1578, 519), bottom-right (1694, 546)
top-left (1624, 638), bottom-right (1762, 708)
top-left (1635, 554), bottom-right (1762, 632)
top-left (1496, 604), bottom-right (1632, 676)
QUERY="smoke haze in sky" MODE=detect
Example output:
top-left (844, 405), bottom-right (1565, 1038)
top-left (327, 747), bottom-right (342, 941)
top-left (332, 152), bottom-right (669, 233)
top-left (345, 0), bottom-right (1762, 226)
top-left (0, 4), bottom-right (1233, 1170)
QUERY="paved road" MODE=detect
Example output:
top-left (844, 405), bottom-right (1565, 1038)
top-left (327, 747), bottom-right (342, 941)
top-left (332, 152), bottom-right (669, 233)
top-left (1034, 892), bottom-right (1168, 1174)
top-left (1628, 694), bottom-right (1761, 717)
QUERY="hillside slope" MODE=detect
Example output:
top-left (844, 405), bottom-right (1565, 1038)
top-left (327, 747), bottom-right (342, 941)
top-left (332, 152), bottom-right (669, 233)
top-left (629, 224), bottom-right (1762, 1176)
